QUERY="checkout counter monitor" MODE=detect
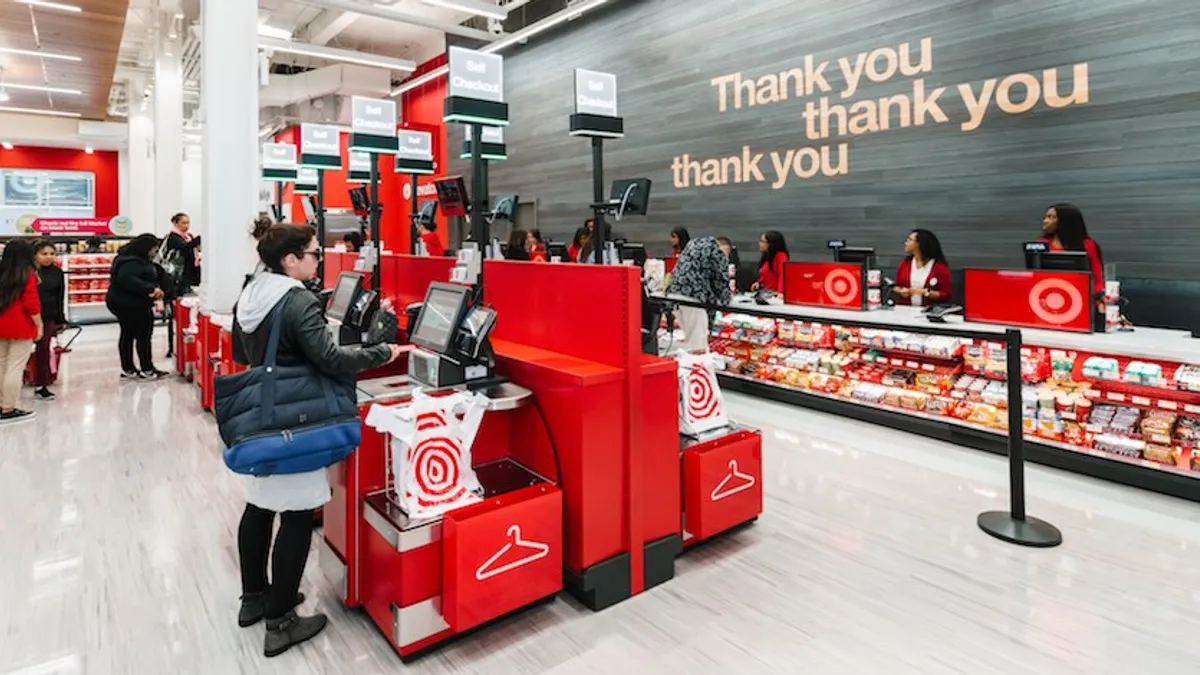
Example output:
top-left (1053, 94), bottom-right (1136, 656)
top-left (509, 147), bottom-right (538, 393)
top-left (327, 272), bottom-right (365, 323)
top-left (410, 282), bottom-right (472, 354)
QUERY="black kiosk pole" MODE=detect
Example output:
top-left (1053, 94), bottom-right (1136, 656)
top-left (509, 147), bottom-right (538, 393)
top-left (410, 174), bottom-right (419, 254)
top-left (368, 157), bottom-right (382, 293)
top-left (316, 170), bottom-right (327, 280)
top-left (275, 181), bottom-right (284, 221)
top-left (469, 124), bottom-right (487, 291)
top-left (977, 328), bottom-right (1063, 547)
top-left (590, 137), bottom-right (606, 265)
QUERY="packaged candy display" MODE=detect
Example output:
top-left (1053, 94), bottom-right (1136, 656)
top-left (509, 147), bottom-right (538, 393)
top-left (63, 253), bottom-right (117, 318)
top-left (708, 311), bottom-right (1200, 480)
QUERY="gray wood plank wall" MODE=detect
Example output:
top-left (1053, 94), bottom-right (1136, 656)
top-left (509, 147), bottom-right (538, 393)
top-left (448, 0), bottom-right (1200, 279)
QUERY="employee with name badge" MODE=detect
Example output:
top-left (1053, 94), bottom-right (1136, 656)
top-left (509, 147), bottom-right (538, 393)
top-left (894, 229), bottom-right (952, 307)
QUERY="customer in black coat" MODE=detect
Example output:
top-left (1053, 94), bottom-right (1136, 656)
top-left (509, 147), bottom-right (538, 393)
top-left (163, 212), bottom-right (201, 294)
top-left (32, 240), bottom-right (65, 399)
top-left (231, 224), bottom-right (401, 658)
top-left (106, 234), bottom-right (166, 379)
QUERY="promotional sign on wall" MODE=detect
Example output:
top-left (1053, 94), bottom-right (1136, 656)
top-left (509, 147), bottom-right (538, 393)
top-left (299, 123), bottom-right (342, 169)
top-left (17, 215), bottom-right (133, 235)
top-left (349, 96), bottom-right (397, 154)
top-left (444, 46), bottom-right (508, 126)
top-left (347, 151), bottom-right (372, 183)
top-left (261, 143), bottom-right (298, 181)
top-left (294, 167), bottom-right (320, 194)
top-left (461, 125), bottom-right (507, 160)
top-left (394, 130), bottom-right (435, 174)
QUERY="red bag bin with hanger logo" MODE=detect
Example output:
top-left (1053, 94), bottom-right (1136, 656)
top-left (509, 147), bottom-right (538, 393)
top-left (681, 426), bottom-right (763, 545)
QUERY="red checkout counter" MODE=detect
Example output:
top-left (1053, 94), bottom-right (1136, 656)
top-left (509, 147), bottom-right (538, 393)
top-left (708, 259), bottom-right (1200, 503)
top-left (315, 255), bottom-right (762, 659)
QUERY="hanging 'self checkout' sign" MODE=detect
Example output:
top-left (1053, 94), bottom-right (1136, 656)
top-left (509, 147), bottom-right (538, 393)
top-left (300, 123), bottom-right (342, 169)
top-left (461, 125), bottom-right (507, 161)
top-left (444, 46), bottom-right (508, 127)
top-left (570, 68), bottom-right (623, 138)
top-left (395, 130), bottom-right (435, 174)
top-left (349, 96), bottom-right (398, 154)
top-left (262, 143), bottom-right (298, 181)
top-left (348, 151), bottom-right (373, 183)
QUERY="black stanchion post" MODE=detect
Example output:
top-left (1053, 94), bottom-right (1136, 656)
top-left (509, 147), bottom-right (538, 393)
top-left (316, 169), bottom-right (326, 280)
top-left (275, 181), bottom-right (284, 221)
top-left (409, 174), bottom-right (419, 254)
top-left (368, 157), bottom-right (381, 293)
top-left (470, 124), bottom-right (487, 293)
top-left (591, 136), bottom-right (605, 264)
top-left (977, 328), bottom-right (1063, 547)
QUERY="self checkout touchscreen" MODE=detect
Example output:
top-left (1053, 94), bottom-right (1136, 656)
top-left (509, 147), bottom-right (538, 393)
top-left (327, 272), bottom-right (365, 323)
top-left (410, 282), bottom-right (471, 354)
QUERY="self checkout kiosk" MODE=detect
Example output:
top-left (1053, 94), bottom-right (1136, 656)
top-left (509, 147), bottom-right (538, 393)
top-left (326, 271), bottom-right (398, 346)
top-left (406, 282), bottom-right (498, 389)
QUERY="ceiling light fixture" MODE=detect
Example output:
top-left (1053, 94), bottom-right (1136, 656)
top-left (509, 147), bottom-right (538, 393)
top-left (390, 0), bottom-right (610, 97)
top-left (84, 145), bottom-right (93, 154)
top-left (0, 105), bottom-right (81, 118)
top-left (419, 0), bottom-right (508, 21)
top-left (1, 142), bottom-right (12, 150)
top-left (0, 47), bottom-right (81, 62)
top-left (1, 82), bottom-right (82, 95)
top-left (13, 0), bottom-right (82, 13)
top-left (258, 37), bottom-right (416, 72)
top-left (257, 23), bottom-right (293, 41)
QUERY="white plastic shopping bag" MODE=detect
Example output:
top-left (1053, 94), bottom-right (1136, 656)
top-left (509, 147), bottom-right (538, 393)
top-left (676, 352), bottom-right (729, 436)
top-left (364, 388), bottom-right (489, 519)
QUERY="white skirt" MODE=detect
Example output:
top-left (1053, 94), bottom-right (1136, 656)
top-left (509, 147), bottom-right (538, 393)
top-left (244, 468), bottom-right (331, 513)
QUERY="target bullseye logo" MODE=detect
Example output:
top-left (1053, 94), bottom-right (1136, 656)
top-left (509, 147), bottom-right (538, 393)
top-left (410, 410), bottom-right (467, 507)
top-left (823, 269), bottom-right (859, 305)
top-left (687, 365), bottom-right (719, 420)
top-left (1028, 278), bottom-right (1084, 325)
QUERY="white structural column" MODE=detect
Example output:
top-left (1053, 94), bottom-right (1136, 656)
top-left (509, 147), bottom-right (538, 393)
top-left (126, 98), bottom-right (156, 236)
top-left (154, 28), bottom-right (183, 236)
top-left (200, 0), bottom-right (260, 312)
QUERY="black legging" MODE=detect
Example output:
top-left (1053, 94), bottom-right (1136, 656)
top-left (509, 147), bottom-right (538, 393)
top-left (111, 305), bottom-right (154, 373)
top-left (238, 503), bottom-right (316, 619)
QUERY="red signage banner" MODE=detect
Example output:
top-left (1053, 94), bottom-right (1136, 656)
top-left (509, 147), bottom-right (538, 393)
top-left (782, 261), bottom-right (865, 310)
top-left (963, 269), bottom-right (1093, 333)
top-left (30, 216), bottom-right (133, 235)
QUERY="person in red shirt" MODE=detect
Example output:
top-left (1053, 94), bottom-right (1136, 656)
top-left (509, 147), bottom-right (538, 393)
top-left (751, 230), bottom-right (789, 293)
top-left (0, 239), bottom-right (43, 422)
top-left (1039, 203), bottom-right (1104, 295)
top-left (894, 229), bottom-right (953, 307)
top-left (526, 228), bottom-right (548, 262)
top-left (418, 221), bottom-right (445, 257)
top-left (567, 225), bottom-right (589, 262)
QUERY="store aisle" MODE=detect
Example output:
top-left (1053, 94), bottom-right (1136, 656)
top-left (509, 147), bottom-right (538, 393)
top-left (2, 328), bottom-right (1200, 674)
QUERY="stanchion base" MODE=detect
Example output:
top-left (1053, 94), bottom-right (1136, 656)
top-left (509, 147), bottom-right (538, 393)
top-left (977, 511), bottom-right (1063, 548)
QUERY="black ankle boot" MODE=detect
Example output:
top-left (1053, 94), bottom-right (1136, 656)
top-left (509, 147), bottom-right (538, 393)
top-left (238, 590), bottom-right (306, 627)
top-left (264, 610), bottom-right (328, 657)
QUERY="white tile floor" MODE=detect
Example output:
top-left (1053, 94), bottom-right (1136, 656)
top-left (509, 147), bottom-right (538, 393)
top-left (3, 324), bottom-right (1200, 674)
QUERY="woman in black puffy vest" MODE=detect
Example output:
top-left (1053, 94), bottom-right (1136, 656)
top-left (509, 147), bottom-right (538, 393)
top-left (231, 224), bottom-right (401, 657)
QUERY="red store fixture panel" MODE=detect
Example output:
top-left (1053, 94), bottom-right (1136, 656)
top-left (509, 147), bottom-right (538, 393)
top-left (964, 269), bottom-right (1093, 333)
top-left (783, 262), bottom-right (866, 310)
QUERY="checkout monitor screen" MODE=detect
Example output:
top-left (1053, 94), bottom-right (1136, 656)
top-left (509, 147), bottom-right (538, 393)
top-left (411, 283), bottom-right (470, 353)
top-left (327, 272), bottom-right (364, 323)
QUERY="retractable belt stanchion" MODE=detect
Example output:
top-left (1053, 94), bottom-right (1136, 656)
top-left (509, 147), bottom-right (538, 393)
top-left (977, 328), bottom-right (1064, 547)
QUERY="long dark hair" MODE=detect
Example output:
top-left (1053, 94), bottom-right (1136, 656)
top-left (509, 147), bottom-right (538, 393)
top-left (671, 226), bottom-right (691, 254)
top-left (122, 233), bottom-right (160, 259)
top-left (1049, 203), bottom-right (1090, 251)
top-left (909, 228), bottom-right (948, 265)
top-left (758, 230), bottom-right (789, 268)
top-left (571, 227), bottom-right (589, 248)
top-left (0, 239), bottom-right (36, 312)
top-left (505, 229), bottom-right (529, 260)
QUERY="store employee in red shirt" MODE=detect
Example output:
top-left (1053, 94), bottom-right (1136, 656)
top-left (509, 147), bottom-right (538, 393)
top-left (894, 228), bottom-right (953, 307)
top-left (418, 220), bottom-right (445, 257)
top-left (0, 240), bottom-right (43, 422)
top-left (1039, 203), bottom-right (1104, 295)
top-left (751, 230), bottom-right (789, 293)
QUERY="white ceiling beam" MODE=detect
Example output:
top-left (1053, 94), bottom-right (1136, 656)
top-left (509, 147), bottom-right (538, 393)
top-left (304, 9), bottom-right (361, 46)
top-left (299, 0), bottom-right (501, 42)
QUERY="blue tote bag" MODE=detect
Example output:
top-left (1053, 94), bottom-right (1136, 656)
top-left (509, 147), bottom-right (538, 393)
top-left (214, 299), bottom-right (360, 476)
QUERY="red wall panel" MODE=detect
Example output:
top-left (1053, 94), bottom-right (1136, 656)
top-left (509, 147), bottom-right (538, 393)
top-left (0, 146), bottom-right (120, 218)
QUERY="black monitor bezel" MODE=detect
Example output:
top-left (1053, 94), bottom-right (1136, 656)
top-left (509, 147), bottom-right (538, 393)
top-left (410, 281), bottom-right (472, 354)
top-left (434, 176), bottom-right (469, 217)
top-left (1030, 250), bottom-right (1091, 272)
top-left (610, 178), bottom-right (652, 216)
top-left (327, 272), bottom-right (365, 323)
top-left (834, 246), bottom-right (876, 266)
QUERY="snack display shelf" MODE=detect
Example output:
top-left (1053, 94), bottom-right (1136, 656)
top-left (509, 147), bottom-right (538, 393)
top-left (705, 304), bottom-right (1200, 502)
top-left (62, 253), bottom-right (116, 323)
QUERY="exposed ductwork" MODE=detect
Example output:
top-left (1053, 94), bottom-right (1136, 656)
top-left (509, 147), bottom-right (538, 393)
top-left (258, 63), bottom-right (394, 133)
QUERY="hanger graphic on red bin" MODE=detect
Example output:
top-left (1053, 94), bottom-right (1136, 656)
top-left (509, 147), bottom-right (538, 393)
top-left (474, 525), bottom-right (551, 581)
top-left (710, 459), bottom-right (756, 502)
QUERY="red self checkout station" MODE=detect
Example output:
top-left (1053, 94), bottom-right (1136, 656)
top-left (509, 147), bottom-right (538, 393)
top-left (177, 252), bottom-right (764, 660)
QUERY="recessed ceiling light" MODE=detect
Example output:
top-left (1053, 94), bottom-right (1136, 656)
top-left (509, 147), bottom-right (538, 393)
top-left (0, 105), bottom-right (81, 118)
top-left (13, 0), bottom-right (82, 12)
top-left (2, 82), bottom-right (82, 95)
top-left (0, 47), bottom-right (81, 62)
